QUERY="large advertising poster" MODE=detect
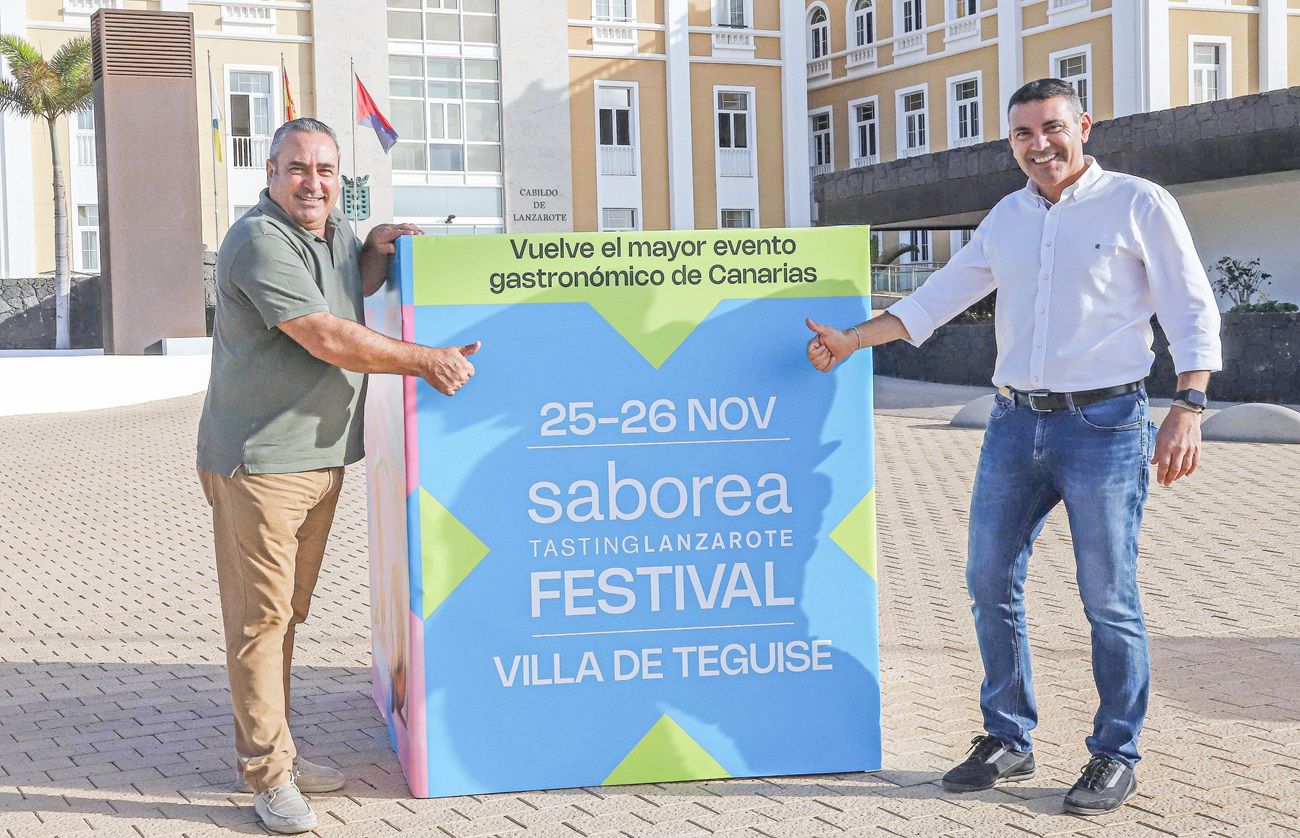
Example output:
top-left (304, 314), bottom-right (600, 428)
top-left (366, 227), bottom-right (879, 797)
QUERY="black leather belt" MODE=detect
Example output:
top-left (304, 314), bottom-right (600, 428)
top-left (998, 381), bottom-right (1141, 412)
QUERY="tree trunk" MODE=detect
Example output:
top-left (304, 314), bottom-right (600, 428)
top-left (49, 118), bottom-right (71, 350)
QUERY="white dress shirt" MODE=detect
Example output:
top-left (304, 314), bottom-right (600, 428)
top-left (886, 159), bottom-right (1222, 392)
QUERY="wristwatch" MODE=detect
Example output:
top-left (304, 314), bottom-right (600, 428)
top-left (1172, 388), bottom-right (1208, 414)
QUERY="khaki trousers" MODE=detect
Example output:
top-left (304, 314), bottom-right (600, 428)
top-left (198, 466), bottom-right (344, 792)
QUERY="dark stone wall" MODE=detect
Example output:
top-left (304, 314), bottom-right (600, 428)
top-left (873, 314), bottom-right (1300, 404)
top-left (0, 251), bottom-right (216, 350)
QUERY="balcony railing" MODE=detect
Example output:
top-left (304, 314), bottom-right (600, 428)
top-left (871, 262), bottom-right (943, 295)
top-left (945, 17), bottom-right (978, 42)
top-left (75, 133), bottom-right (96, 166)
top-left (846, 46), bottom-right (877, 69)
top-left (894, 31), bottom-right (924, 56)
top-left (63, 0), bottom-right (113, 17)
top-left (231, 135), bottom-right (271, 169)
top-left (851, 153), bottom-right (879, 168)
top-left (593, 22), bottom-right (637, 47)
top-left (1049, 0), bottom-right (1088, 11)
top-left (807, 58), bottom-right (830, 79)
top-left (712, 29), bottom-right (755, 50)
top-left (810, 162), bottom-right (833, 177)
top-left (599, 144), bottom-right (636, 176)
top-left (718, 147), bottom-right (753, 178)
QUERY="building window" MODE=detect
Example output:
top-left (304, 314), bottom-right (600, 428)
top-left (898, 87), bottom-right (928, 156)
top-left (386, 0), bottom-right (498, 45)
top-left (601, 208), bottom-right (637, 231)
top-left (951, 0), bottom-right (976, 17)
top-left (228, 70), bottom-right (272, 169)
top-left (721, 209), bottom-right (754, 228)
top-left (852, 0), bottom-right (874, 46)
top-left (718, 0), bottom-right (744, 27)
top-left (901, 0), bottom-right (923, 33)
top-left (901, 229), bottom-right (930, 263)
top-left (851, 98), bottom-right (878, 166)
top-left (1190, 40), bottom-right (1229, 104)
top-left (233, 204), bottom-right (255, 220)
top-left (809, 110), bottom-right (833, 173)
top-left (594, 0), bottom-right (632, 21)
top-left (716, 90), bottom-right (752, 177)
top-left (809, 7), bottom-right (828, 60)
top-left (597, 85), bottom-right (637, 176)
top-left (390, 54), bottom-right (502, 174)
top-left (951, 75), bottom-right (981, 146)
top-left (1054, 50), bottom-right (1090, 113)
top-left (73, 106), bottom-right (95, 166)
top-left (77, 204), bottom-right (99, 272)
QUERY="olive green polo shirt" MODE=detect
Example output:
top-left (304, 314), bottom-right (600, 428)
top-left (197, 189), bottom-right (367, 476)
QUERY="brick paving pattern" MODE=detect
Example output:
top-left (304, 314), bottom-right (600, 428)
top-left (0, 389), bottom-right (1296, 837)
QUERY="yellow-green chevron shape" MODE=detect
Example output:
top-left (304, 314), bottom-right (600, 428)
top-left (603, 714), bottom-right (730, 786)
top-left (419, 488), bottom-right (489, 620)
top-left (409, 229), bottom-right (871, 368)
top-left (829, 488), bottom-right (877, 580)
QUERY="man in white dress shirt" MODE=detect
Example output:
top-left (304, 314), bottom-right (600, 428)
top-left (806, 79), bottom-right (1221, 815)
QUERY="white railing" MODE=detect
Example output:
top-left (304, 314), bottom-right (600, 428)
top-left (1049, 0), bottom-right (1088, 11)
top-left (810, 162), bottom-right (833, 177)
top-left (599, 144), bottom-right (636, 176)
top-left (231, 135), bottom-right (271, 169)
top-left (894, 31), bottom-right (924, 56)
top-left (851, 154), bottom-right (879, 168)
top-left (221, 2), bottom-right (276, 34)
top-left (75, 133), bottom-right (96, 166)
top-left (846, 46), bottom-right (877, 69)
top-left (593, 23), bottom-right (637, 45)
top-left (807, 58), bottom-right (830, 79)
top-left (63, 0), bottom-right (113, 16)
top-left (712, 30), bottom-right (755, 50)
top-left (871, 262), bottom-right (944, 295)
top-left (945, 17), bottom-right (978, 42)
top-left (718, 147), bottom-right (752, 178)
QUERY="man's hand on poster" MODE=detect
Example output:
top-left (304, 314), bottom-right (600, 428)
top-left (365, 223), bottom-right (425, 255)
top-left (1151, 407), bottom-right (1201, 486)
top-left (423, 342), bottom-right (481, 396)
top-left (805, 318), bottom-right (859, 373)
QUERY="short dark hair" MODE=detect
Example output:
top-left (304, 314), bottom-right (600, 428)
top-left (1006, 78), bottom-right (1084, 120)
top-left (268, 118), bottom-right (339, 164)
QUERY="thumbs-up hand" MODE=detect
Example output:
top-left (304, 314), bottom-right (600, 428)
top-left (805, 318), bottom-right (857, 373)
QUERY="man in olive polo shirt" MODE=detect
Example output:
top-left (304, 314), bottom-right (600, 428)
top-left (197, 118), bottom-right (478, 835)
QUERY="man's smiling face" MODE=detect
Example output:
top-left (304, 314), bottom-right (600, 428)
top-left (266, 130), bottom-right (340, 236)
top-left (1008, 96), bottom-right (1092, 203)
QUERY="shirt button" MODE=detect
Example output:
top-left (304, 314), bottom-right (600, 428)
top-left (1045, 241), bottom-right (1053, 247)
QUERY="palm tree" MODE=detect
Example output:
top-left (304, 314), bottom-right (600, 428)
top-left (0, 35), bottom-right (93, 350)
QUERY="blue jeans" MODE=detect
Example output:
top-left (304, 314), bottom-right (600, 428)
top-left (967, 388), bottom-right (1154, 767)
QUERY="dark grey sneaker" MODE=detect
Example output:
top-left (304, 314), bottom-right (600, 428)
top-left (1065, 754), bottom-right (1136, 815)
top-left (941, 734), bottom-right (1036, 792)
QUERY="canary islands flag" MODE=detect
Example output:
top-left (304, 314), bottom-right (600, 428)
top-left (208, 61), bottom-right (223, 163)
top-left (355, 74), bottom-right (398, 153)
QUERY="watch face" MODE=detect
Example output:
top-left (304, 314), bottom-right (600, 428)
top-left (1185, 390), bottom-right (1208, 408)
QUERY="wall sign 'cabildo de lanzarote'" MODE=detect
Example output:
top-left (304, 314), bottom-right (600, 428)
top-left (363, 227), bottom-right (880, 797)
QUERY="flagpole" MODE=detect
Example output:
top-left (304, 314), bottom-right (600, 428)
top-left (349, 57), bottom-right (358, 237)
top-left (207, 50), bottom-right (220, 247)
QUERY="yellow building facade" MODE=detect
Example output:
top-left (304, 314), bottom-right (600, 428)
top-left (802, 0), bottom-right (1298, 266)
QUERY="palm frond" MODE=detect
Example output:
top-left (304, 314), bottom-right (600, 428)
top-left (0, 78), bottom-right (39, 119)
top-left (0, 35), bottom-right (43, 73)
top-left (49, 37), bottom-right (92, 81)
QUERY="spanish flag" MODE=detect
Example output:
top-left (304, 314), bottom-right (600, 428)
top-left (281, 57), bottom-right (298, 121)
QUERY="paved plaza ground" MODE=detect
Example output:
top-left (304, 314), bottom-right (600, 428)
top-left (1, 379), bottom-right (1297, 837)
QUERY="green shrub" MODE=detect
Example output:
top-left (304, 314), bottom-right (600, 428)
top-left (1228, 300), bottom-right (1298, 313)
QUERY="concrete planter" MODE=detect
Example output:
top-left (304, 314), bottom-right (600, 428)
top-left (874, 312), bottom-right (1300, 404)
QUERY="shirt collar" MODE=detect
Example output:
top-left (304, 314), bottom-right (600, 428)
top-left (1025, 156), bottom-right (1105, 205)
top-left (256, 188), bottom-right (339, 244)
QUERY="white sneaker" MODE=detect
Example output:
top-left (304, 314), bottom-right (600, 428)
top-left (236, 756), bottom-right (346, 794)
top-left (252, 781), bottom-right (318, 834)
